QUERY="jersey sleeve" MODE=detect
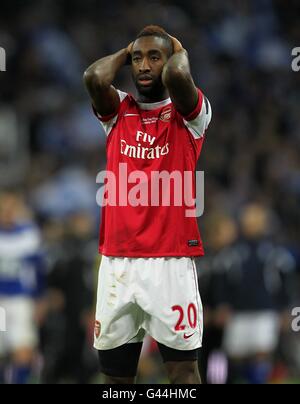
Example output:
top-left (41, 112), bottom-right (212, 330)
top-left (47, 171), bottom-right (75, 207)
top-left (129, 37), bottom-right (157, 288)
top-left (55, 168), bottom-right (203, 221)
top-left (181, 88), bottom-right (212, 139)
top-left (92, 89), bottom-right (128, 136)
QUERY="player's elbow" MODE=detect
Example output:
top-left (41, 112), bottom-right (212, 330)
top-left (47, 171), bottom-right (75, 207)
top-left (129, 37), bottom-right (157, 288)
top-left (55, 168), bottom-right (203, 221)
top-left (83, 67), bottom-right (110, 92)
top-left (162, 65), bottom-right (190, 87)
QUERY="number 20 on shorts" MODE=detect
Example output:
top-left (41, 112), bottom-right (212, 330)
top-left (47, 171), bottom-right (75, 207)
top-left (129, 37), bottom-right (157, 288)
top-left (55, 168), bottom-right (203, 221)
top-left (172, 303), bottom-right (197, 331)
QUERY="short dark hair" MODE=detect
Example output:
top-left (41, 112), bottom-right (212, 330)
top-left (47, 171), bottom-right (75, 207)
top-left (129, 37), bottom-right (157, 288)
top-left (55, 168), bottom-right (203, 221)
top-left (136, 25), bottom-right (174, 56)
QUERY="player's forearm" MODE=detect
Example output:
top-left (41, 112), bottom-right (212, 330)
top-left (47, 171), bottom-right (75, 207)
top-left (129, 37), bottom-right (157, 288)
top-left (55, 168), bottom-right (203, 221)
top-left (84, 48), bottom-right (128, 89)
top-left (162, 49), bottom-right (198, 115)
top-left (162, 49), bottom-right (190, 86)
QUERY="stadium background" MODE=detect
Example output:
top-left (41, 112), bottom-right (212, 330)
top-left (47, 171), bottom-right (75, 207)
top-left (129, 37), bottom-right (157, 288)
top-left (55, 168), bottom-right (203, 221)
top-left (0, 0), bottom-right (299, 384)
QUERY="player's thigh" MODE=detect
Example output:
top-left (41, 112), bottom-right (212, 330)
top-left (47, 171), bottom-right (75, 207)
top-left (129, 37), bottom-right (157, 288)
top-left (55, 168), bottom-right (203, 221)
top-left (142, 257), bottom-right (203, 351)
top-left (94, 256), bottom-right (143, 350)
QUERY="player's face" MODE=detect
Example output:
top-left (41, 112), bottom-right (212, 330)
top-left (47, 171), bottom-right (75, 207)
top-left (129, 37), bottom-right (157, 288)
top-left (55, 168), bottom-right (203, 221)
top-left (131, 36), bottom-right (171, 99)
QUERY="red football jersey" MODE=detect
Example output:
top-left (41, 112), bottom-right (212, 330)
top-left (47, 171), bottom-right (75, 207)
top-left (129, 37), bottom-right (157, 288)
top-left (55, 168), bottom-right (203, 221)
top-left (93, 88), bottom-right (212, 257)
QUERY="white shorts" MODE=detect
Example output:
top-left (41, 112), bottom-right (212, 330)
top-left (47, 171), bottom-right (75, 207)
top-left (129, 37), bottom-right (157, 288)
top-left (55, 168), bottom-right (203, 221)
top-left (223, 311), bottom-right (280, 358)
top-left (0, 296), bottom-right (38, 357)
top-left (94, 256), bottom-right (203, 351)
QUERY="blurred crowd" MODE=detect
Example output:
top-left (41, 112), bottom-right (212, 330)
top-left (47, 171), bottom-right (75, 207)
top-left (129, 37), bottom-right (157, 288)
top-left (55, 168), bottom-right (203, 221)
top-left (0, 0), bottom-right (299, 384)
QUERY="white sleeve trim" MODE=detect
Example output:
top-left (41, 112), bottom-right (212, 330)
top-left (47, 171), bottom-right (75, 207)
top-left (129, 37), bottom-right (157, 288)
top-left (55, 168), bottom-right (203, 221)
top-left (117, 89), bottom-right (128, 103)
top-left (100, 116), bottom-right (118, 137)
top-left (96, 89), bottom-right (128, 137)
top-left (183, 97), bottom-right (212, 139)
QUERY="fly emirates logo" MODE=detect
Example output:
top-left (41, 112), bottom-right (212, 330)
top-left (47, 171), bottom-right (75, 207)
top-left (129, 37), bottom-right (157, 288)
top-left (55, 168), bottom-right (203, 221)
top-left (120, 130), bottom-right (169, 160)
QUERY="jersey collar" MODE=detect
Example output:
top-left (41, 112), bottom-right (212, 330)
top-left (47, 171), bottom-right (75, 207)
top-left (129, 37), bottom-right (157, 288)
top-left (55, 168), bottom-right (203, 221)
top-left (137, 98), bottom-right (171, 110)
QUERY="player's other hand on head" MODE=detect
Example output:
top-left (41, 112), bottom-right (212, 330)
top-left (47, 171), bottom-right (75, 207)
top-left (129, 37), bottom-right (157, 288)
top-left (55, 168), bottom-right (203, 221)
top-left (126, 41), bottom-right (134, 65)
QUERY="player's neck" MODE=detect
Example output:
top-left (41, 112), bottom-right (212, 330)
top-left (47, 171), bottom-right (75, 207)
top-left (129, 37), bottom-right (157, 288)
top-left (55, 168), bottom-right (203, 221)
top-left (137, 89), bottom-right (169, 104)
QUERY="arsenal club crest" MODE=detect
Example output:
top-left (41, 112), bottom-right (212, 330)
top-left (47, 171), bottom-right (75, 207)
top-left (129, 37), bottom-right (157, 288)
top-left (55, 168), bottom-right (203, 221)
top-left (160, 107), bottom-right (172, 122)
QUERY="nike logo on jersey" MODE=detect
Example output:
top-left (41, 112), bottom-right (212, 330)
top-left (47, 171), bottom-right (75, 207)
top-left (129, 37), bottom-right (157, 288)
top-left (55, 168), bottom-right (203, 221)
top-left (183, 333), bottom-right (195, 340)
top-left (124, 113), bottom-right (140, 117)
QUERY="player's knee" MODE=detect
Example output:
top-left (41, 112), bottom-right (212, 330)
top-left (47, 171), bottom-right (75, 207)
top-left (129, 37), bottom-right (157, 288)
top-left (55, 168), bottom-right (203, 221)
top-left (165, 361), bottom-right (201, 384)
top-left (98, 343), bottom-right (142, 383)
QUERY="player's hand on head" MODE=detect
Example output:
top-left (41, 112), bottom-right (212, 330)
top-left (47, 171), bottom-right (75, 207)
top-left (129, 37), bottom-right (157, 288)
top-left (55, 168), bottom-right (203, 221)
top-left (127, 41), bottom-right (134, 54)
top-left (126, 41), bottom-right (134, 65)
top-left (168, 35), bottom-right (183, 54)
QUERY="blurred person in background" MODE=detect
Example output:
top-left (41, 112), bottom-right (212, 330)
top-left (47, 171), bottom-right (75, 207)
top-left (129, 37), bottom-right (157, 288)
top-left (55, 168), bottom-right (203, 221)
top-left (218, 203), bottom-right (296, 384)
top-left (41, 211), bottom-right (97, 384)
top-left (197, 212), bottom-right (238, 384)
top-left (0, 190), bottom-right (46, 384)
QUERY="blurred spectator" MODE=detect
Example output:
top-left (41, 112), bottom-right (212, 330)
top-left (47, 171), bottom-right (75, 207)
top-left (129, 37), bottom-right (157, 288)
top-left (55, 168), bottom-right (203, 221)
top-left (197, 212), bottom-right (238, 384)
top-left (41, 211), bottom-right (97, 384)
top-left (0, 107), bottom-right (29, 187)
top-left (218, 203), bottom-right (297, 384)
top-left (0, 190), bottom-right (46, 384)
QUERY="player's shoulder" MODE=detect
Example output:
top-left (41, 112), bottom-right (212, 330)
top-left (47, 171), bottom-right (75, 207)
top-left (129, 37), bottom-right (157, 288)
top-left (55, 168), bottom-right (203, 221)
top-left (115, 89), bottom-right (138, 114)
top-left (116, 89), bottom-right (129, 103)
top-left (115, 88), bottom-right (136, 105)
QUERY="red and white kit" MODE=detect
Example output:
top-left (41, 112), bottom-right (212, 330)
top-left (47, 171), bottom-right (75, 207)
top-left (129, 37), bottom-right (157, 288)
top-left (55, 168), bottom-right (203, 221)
top-left (94, 88), bottom-right (212, 350)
